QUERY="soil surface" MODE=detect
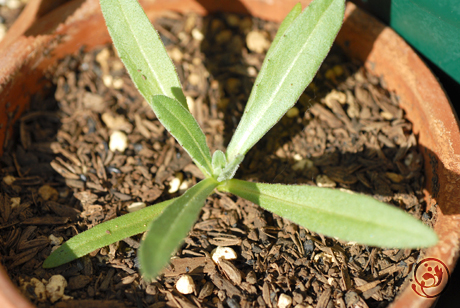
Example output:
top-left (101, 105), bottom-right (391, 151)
top-left (0, 11), bottom-right (436, 308)
top-left (0, 0), bottom-right (27, 41)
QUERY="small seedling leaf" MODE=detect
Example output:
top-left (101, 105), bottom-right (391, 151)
top-left (212, 150), bottom-right (227, 177)
top-left (150, 95), bottom-right (213, 177)
top-left (100, 0), bottom-right (187, 108)
top-left (43, 199), bottom-right (174, 268)
top-left (216, 154), bottom-right (244, 182)
top-left (139, 178), bottom-right (218, 280)
top-left (227, 0), bottom-right (345, 161)
top-left (218, 179), bottom-right (438, 248)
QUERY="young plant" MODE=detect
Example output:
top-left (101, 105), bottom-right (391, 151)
top-left (43, 0), bottom-right (438, 280)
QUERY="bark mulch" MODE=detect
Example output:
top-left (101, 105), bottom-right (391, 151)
top-left (0, 11), bottom-right (436, 308)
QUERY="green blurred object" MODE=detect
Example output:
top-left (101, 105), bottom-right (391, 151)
top-left (353, 0), bottom-right (460, 84)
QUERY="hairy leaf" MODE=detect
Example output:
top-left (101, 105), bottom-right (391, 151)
top-left (227, 0), bottom-right (345, 161)
top-left (212, 150), bottom-right (227, 177)
top-left (244, 3), bottom-right (302, 113)
top-left (43, 199), bottom-right (173, 268)
top-left (100, 0), bottom-right (187, 108)
top-left (218, 179), bottom-right (438, 248)
top-left (216, 154), bottom-right (244, 182)
top-left (139, 178), bottom-right (218, 280)
top-left (150, 95), bottom-right (213, 177)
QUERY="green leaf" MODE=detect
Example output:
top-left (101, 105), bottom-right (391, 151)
top-left (244, 3), bottom-right (302, 113)
top-left (43, 199), bottom-right (174, 268)
top-left (139, 178), bottom-right (218, 280)
top-left (267, 3), bottom-right (303, 60)
top-left (218, 179), bottom-right (438, 248)
top-left (216, 154), bottom-right (244, 182)
top-left (100, 0), bottom-right (187, 109)
top-left (226, 0), bottom-right (345, 162)
top-left (212, 150), bottom-right (226, 177)
top-left (150, 95), bottom-right (213, 177)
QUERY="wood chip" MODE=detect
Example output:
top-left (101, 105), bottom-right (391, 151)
top-left (163, 257), bottom-right (215, 277)
top-left (21, 217), bottom-right (69, 225)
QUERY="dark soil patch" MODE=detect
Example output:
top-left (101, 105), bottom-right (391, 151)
top-left (0, 11), bottom-right (436, 308)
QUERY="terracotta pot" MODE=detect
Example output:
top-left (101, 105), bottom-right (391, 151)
top-left (0, 0), bottom-right (459, 307)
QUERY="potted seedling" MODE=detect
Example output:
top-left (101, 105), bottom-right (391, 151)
top-left (42, 0), bottom-right (437, 281)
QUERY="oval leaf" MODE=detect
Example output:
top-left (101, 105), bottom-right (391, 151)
top-left (43, 199), bottom-right (173, 268)
top-left (212, 150), bottom-right (227, 176)
top-left (226, 0), bottom-right (345, 161)
top-left (100, 0), bottom-right (187, 108)
top-left (139, 178), bottom-right (218, 280)
top-left (216, 154), bottom-right (244, 182)
top-left (150, 95), bottom-right (213, 177)
top-left (218, 179), bottom-right (438, 248)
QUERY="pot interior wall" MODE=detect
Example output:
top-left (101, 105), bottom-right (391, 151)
top-left (0, 1), bottom-right (459, 308)
top-left (335, 6), bottom-right (460, 308)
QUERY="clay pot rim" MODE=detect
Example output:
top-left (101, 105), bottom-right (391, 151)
top-left (0, 1), bottom-right (459, 308)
